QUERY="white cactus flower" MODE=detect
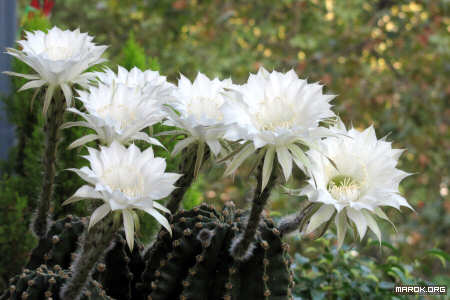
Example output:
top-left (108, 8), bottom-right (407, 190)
top-left (301, 122), bottom-right (413, 247)
top-left (94, 66), bottom-right (175, 103)
top-left (4, 27), bottom-right (107, 116)
top-left (222, 67), bottom-right (336, 190)
top-left (64, 141), bottom-right (181, 250)
top-left (164, 72), bottom-right (235, 157)
top-left (65, 79), bottom-right (165, 148)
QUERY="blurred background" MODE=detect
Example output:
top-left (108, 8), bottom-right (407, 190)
top-left (0, 0), bottom-right (448, 298)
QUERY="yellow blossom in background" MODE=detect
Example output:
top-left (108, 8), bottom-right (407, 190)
top-left (409, 2), bottom-right (422, 12)
top-left (278, 26), bottom-right (286, 40)
top-left (391, 6), bottom-right (399, 16)
top-left (237, 37), bottom-right (249, 49)
top-left (385, 22), bottom-right (397, 32)
top-left (325, 0), bottom-right (333, 11)
top-left (253, 27), bottom-right (261, 37)
top-left (371, 28), bottom-right (382, 38)
top-left (420, 12), bottom-right (428, 21)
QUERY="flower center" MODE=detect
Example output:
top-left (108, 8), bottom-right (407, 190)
top-left (186, 96), bottom-right (223, 121)
top-left (327, 175), bottom-right (361, 203)
top-left (254, 96), bottom-right (297, 131)
top-left (96, 104), bottom-right (137, 130)
top-left (44, 45), bottom-right (74, 60)
top-left (102, 166), bottom-right (144, 198)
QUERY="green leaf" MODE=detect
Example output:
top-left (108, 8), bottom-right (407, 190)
top-left (387, 266), bottom-right (407, 284)
top-left (311, 290), bottom-right (326, 300)
top-left (424, 249), bottom-right (450, 268)
top-left (378, 281), bottom-right (395, 289)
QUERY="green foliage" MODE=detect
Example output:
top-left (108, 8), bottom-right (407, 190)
top-left (21, 12), bottom-right (51, 32)
top-left (182, 174), bottom-right (206, 210)
top-left (121, 31), bottom-right (147, 70)
top-left (0, 177), bottom-right (36, 291)
top-left (121, 31), bottom-right (160, 71)
top-left (291, 233), bottom-right (448, 300)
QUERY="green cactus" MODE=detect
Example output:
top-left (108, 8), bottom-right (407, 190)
top-left (0, 264), bottom-right (112, 300)
top-left (25, 215), bottom-right (145, 299)
top-left (93, 232), bottom-right (145, 300)
top-left (139, 203), bottom-right (294, 300)
top-left (27, 215), bottom-right (86, 270)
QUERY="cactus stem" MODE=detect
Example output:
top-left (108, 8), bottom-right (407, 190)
top-left (277, 203), bottom-right (315, 235)
top-left (60, 215), bottom-right (117, 300)
top-left (166, 143), bottom-right (210, 213)
top-left (229, 158), bottom-right (277, 261)
top-left (32, 88), bottom-right (66, 238)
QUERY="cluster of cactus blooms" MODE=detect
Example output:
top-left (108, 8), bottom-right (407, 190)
top-left (2, 27), bottom-right (413, 299)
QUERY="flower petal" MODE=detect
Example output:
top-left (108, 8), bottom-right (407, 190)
top-left (155, 130), bottom-right (188, 137)
top-left (346, 207), bottom-right (367, 240)
top-left (131, 132), bottom-right (166, 149)
top-left (305, 204), bottom-right (335, 234)
top-left (122, 209), bottom-right (135, 251)
top-left (335, 210), bottom-right (347, 249)
top-left (206, 140), bottom-right (222, 156)
top-left (224, 143), bottom-right (255, 177)
top-left (262, 146), bottom-right (275, 192)
top-left (153, 201), bottom-right (171, 214)
top-left (89, 203), bottom-right (111, 230)
top-left (3, 71), bottom-right (40, 80)
top-left (18, 79), bottom-right (46, 92)
top-left (60, 121), bottom-right (92, 130)
top-left (374, 207), bottom-right (397, 232)
top-left (172, 136), bottom-right (197, 156)
top-left (362, 210), bottom-right (382, 244)
top-left (276, 146), bottom-right (293, 181)
top-left (145, 208), bottom-right (172, 236)
top-left (63, 185), bottom-right (102, 206)
top-left (43, 84), bottom-right (56, 117)
top-left (288, 143), bottom-right (312, 172)
top-left (194, 141), bottom-right (205, 178)
top-left (60, 83), bottom-right (73, 107)
top-left (68, 134), bottom-right (99, 149)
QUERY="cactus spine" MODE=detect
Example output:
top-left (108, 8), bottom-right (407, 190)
top-left (22, 215), bottom-right (145, 300)
top-left (0, 264), bottom-right (112, 300)
top-left (229, 159), bottom-right (278, 261)
top-left (93, 232), bottom-right (145, 300)
top-left (32, 90), bottom-right (66, 238)
top-left (27, 215), bottom-right (86, 270)
top-left (60, 215), bottom-right (117, 300)
top-left (166, 144), bottom-right (210, 213)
